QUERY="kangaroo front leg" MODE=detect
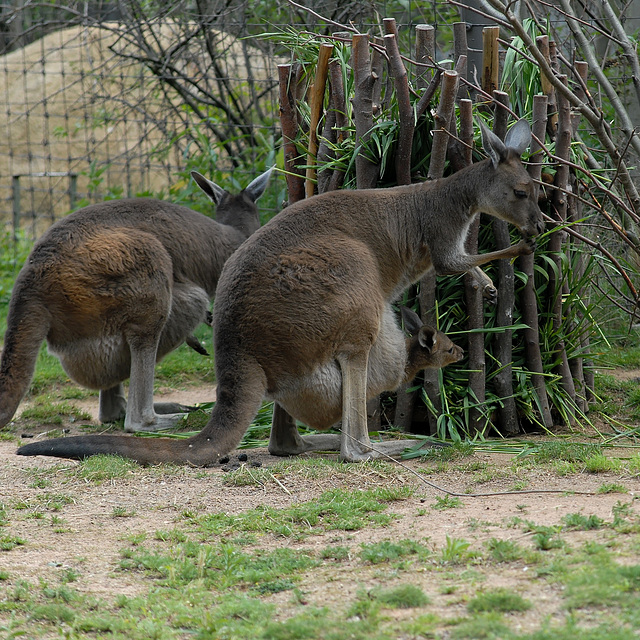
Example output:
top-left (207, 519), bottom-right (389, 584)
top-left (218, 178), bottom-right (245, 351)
top-left (437, 238), bottom-right (535, 276)
top-left (125, 343), bottom-right (186, 432)
top-left (268, 403), bottom-right (341, 456)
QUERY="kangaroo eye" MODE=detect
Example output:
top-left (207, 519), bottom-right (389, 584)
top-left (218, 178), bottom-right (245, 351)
top-left (514, 189), bottom-right (527, 199)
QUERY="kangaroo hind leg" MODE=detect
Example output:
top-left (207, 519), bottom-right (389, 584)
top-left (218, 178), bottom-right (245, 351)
top-left (268, 402), bottom-right (341, 456)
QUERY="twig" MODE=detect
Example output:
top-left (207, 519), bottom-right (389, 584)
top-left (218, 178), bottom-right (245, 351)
top-left (270, 472), bottom-right (292, 495)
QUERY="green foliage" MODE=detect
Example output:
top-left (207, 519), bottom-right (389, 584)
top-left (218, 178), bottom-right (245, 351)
top-left (439, 535), bottom-right (476, 564)
top-left (432, 495), bottom-right (463, 510)
top-left (485, 538), bottom-right (525, 563)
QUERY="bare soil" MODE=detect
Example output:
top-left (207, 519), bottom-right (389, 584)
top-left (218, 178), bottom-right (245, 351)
top-left (1, 384), bottom-right (640, 635)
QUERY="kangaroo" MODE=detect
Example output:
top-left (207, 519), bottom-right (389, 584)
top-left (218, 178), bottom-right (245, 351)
top-left (17, 119), bottom-right (544, 465)
top-left (2, 166), bottom-right (273, 433)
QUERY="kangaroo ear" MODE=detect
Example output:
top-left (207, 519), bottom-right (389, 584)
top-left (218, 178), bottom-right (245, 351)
top-left (400, 306), bottom-right (423, 336)
top-left (191, 171), bottom-right (227, 205)
top-left (244, 165), bottom-right (275, 202)
top-left (504, 119), bottom-right (532, 156)
top-left (418, 326), bottom-right (436, 351)
top-left (479, 119), bottom-right (507, 169)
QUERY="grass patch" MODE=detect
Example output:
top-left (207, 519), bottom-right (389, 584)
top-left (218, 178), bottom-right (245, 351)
top-left (0, 535), bottom-right (26, 551)
top-left (191, 486), bottom-right (413, 539)
top-left (19, 398), bottom-right (91, 425)
top-left (75, 455), bottom-right (140, 482)
top-left (359, 539), bottom-right (430, 565)
top-left (120, 543), bottom-right (318, 591)
top-left (485, 538), bottom-right (526, 563)
top-left (432, 495), bottom-right (463, 510)
top-left (467, 588), bottom-right (532, 613)
top-left (439, 535), bottom-right (477, 564)
top-left (369, 583), bottom-right (430, 608)
top-left (562, 513), bottom-right (604, 530)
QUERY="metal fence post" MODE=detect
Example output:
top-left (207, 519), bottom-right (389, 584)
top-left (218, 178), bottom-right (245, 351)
top-left (12, 175), bottom-right (20, 240)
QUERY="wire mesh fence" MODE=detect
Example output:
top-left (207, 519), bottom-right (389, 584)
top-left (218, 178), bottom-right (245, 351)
top-left (1, 0), bottom-right (638, 241)
top-left (0, 5), bottom-right (282, 237)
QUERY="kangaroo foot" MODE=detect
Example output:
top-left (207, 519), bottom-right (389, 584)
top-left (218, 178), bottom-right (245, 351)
top-left (340, 438), bottom-right (420, 462)
top-left (269, 432), bottom-right (342, 456)
top-left (124, 412), bottom-right (187, 433)
top-left (154, 402), bottom-right (199, 415)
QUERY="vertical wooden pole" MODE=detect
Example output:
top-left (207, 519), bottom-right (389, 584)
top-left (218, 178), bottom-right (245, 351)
top-left (415, 24), bottom-right (435, 90)
top-left (278, 63), bottom-right (305, 204)
top-left (421, 70), bottom-right (460, 436)
top-left (520, 94), bottom-right (554, 430)
top-left (305, 43), bottom-right (333, 198)
top-left (482, 26), bottom-right (500, 98)
top-left (548, 74), bottom-right (577, 424)
top-left (490, 91), bottom-right (521, 435)
top-left (461, 99), bottom-right (486, 436)
top-left (453, 21), bottom-right (468, 100)
top-left (352, 33), bottom-right (379, 190)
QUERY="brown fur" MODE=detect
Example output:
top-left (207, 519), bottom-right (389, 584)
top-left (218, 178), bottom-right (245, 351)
top-left (2, 167), bottom-right (272, 432)
top-left (17, 120), bottom-right (543, 465)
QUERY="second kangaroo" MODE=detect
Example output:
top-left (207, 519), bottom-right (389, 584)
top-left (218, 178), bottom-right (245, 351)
top-left (1, 167), bottom-right (272, 433)
top-left (18, 120), bottom-right (543, 465)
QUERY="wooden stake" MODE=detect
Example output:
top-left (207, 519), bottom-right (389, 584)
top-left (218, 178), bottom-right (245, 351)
top-left (305, 43), bottom-right (333, 198)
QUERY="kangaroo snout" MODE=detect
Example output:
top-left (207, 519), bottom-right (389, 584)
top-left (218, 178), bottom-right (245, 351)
top-left (520, 210), bottom-right (545, 239)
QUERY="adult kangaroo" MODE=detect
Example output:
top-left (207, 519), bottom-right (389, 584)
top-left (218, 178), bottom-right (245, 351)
top-left (2, 166), bottom-right (273, 433)
top-left (17, 119), bottom-right (543, 465)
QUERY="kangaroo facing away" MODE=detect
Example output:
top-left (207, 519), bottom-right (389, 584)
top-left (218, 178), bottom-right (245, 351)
top-left (1, 166), bottom-right (273, 433)
top-left (17, 119), bottom-right (544, 465)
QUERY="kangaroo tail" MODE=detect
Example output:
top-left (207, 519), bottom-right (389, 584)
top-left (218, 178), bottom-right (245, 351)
top-left (17, 434), bottom-right (219, 466)
top-left (0, 278), bottom-right (51, 428)
top-left (17, 361), bottom-right (267, 466)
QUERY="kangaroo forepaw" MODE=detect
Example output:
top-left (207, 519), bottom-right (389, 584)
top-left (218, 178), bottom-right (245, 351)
top-left (482, 284), bottom-right (498, 305)
top-left (515, 237), bottom-right (536, 256)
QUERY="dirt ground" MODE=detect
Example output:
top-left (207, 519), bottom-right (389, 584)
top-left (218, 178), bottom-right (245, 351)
top-left (1, 384), bottom-right (639, 634)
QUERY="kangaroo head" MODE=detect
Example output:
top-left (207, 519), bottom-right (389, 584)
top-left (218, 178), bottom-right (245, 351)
top-left (477, 119), bottom-right (545, 240)
top-left (191, 166), bottom-right (274, 238)
top-left (400, 307), bottom-right (464, 376)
